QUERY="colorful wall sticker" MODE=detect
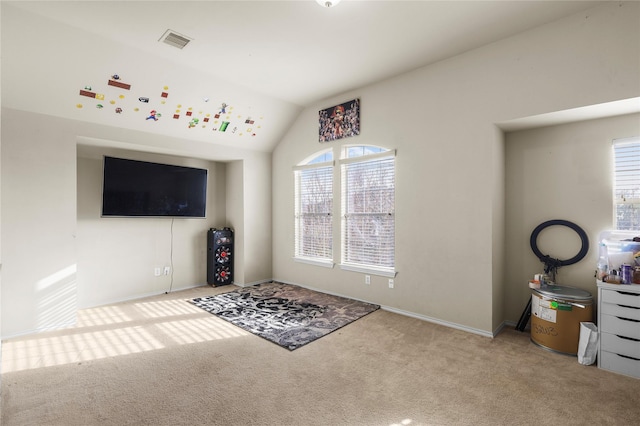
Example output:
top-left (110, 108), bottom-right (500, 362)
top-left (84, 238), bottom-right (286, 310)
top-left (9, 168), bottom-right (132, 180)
top-left (108, 74), bottom-right (131, 90)
top-left (146, 110), bottom-right (160, 121)
top-left (80, 89), bottom-right (96, 98)
top-left (161, 86), bottom-right (169, 104)
top-left (76, 74), bottom-right (264, 139)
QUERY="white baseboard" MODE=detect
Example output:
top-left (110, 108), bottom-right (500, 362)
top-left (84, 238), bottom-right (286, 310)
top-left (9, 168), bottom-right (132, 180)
top-left (77, 283), bottom-right (207, 310)
top-left (273, 278), bottom-right (502, 339)
top-left (2, 319), bottom-right (78, 340)
top-left (381, 305), bottom-right (497, 338)
top-left (233, 279), bottom-right (272, 288)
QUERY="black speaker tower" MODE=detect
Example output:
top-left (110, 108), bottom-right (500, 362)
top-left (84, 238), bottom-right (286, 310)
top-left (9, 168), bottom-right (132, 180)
top-left (207, 227), bottom-right (233, 286)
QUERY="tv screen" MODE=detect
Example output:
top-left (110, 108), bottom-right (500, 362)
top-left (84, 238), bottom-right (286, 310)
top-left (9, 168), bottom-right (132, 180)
top-left (102, 156), bottom-right (207, 217)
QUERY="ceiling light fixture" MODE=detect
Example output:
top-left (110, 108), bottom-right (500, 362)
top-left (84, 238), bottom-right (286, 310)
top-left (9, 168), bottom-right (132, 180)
top-left (316, 0), bottom-right (342, 7)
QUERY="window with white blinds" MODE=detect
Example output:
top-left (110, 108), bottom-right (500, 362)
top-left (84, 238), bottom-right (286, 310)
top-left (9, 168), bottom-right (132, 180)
top-left (340, 148), bottom-right (395, 275)
top-left (294, 152), bottom-right (333, 264)
top-left (614, 137), bottom-right (640, 230)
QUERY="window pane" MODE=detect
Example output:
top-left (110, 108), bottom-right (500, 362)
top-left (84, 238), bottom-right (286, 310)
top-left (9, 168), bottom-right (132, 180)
top-left (307, 150), bottom-right (333, 164)
top-left (342, 154), bottom-right (395, 270)
top-left (344, 213), bottom-right (394, 267)
top-left (616, 204), bottom-right (640, 231)
top-left (614, 138), bottom-right (640, 231)
top-left (298, 214), bottom-right (333, 258)
top-left (346, 145), bottom-right (385, 158)
top-left (295, 164), bottom-right (333, 260)
top-left (300, 168), bottom-right (333, 213)
top-left (344, 158), bottom-right (395, 214)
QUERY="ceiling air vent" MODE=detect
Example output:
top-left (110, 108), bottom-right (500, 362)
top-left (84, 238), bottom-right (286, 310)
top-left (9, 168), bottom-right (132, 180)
top-left (159, 30), bottom-right (192, 49)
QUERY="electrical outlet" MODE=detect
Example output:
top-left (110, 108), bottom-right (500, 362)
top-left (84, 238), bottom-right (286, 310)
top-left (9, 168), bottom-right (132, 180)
top-left (154, 267), bottom-right (161, 277)
top-left (388, 279), bottom-right (394, 288)
top-left (365, 275), bottom-right (371, 285)
top-left (163, 266), bottom-right (171, 275)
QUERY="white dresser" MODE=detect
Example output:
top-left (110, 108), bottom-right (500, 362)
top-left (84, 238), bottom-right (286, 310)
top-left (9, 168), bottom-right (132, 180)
top-left (597, 282), bottom-right (640, 378)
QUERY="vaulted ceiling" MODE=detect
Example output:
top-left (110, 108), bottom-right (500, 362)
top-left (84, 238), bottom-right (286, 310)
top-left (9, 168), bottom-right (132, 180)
top-left (2, 1), bottom-right (606, 152)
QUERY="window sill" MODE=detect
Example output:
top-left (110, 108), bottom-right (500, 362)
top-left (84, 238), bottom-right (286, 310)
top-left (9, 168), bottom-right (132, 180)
top-left (339, 263), bottom-right (396, 278)
top-left (293, 257), bottom-right (335, 269)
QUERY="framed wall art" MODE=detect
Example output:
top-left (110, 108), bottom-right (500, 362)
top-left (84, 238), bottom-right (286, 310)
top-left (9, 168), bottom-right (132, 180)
top-left (319, 98), bottom-right (360, 142)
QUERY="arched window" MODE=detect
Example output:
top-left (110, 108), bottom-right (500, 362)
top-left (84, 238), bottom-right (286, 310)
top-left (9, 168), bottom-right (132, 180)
top-left (292, 145), bottom-right (396, 276)
top-left (340, 145), bottom-right (396, 276)
top-left (293, 149), bottom-right (334, 266)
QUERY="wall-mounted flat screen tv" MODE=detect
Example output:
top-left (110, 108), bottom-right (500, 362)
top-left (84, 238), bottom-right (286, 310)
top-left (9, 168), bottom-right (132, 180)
top-left (102, 156), bottom-right (207, 217)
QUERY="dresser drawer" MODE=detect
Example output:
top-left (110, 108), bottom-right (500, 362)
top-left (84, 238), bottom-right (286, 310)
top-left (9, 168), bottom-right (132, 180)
top-left (601, 333), bottom-right (640, 359)
top-left (600, 302), bottom-right (640, 321)
top-left (601, 288), bottom-right (640, 309)
top-left (599, 314), bottom-right (640, 340)
top-left (600, 350), bottom-right (640, 379)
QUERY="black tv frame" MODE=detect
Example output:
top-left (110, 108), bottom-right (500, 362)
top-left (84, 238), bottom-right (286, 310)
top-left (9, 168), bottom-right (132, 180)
top-left (101, 156), bottom-right (207, 218)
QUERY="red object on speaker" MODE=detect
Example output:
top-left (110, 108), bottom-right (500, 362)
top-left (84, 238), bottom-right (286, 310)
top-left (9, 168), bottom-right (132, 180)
top-left (215, 246), bottom-right (231, 263)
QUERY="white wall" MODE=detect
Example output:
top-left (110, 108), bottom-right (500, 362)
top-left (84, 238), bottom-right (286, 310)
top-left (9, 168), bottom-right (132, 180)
top-left (505, 113), bottom-right (640, 321)
top-left (223, 154), bottom-right (274, 286)
top-left (242, 156), bottom-right (273, 285)
top-left (0, 1), bottom-right (4, 396)
top-left (226, 160), bottom-right (245, 285)
top-left (0, 2), bottom-right (4, 410)
top-left (491, 129), bottom-right (506, 328)
top-left (76, 147), bottom-right (227, 308)
top-left (1, 110), bottom-right (79, 337)
top-left (271, 2), bottom-right (640, 335)
top-left (1, 109), bottom-right (273, 337)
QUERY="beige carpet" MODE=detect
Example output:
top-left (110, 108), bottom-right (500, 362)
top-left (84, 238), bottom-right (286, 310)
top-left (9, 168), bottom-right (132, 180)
top-left (2, 284), bottom-right (639, 426)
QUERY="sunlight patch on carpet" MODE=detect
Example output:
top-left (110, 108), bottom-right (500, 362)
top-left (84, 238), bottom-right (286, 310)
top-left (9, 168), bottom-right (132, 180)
top-left (2, 298), bottom-right (249, 373)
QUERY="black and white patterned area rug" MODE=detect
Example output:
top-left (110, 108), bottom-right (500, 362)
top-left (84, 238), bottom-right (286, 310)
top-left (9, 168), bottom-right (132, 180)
top-left (188, 282), bottom-right (380, 350)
